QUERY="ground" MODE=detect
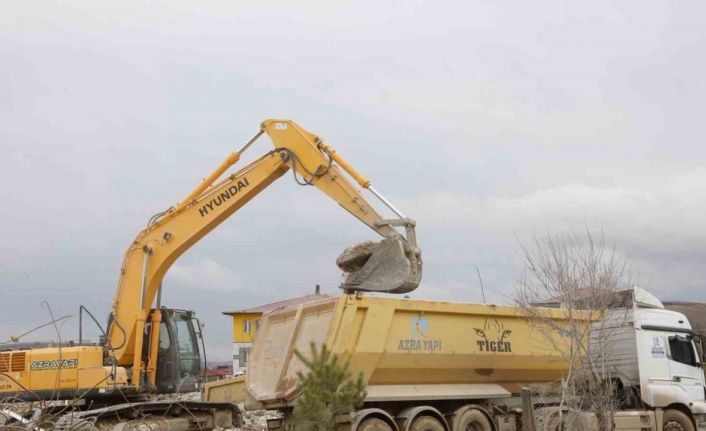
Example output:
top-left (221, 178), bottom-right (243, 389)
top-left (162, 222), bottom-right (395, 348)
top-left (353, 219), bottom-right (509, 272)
top-left (0, 393), bottom-right (277, 431)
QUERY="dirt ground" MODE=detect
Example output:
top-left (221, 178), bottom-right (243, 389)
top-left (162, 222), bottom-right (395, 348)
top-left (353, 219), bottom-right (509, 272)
top-left (0, 395), bottom-right (277, 431)
top-left (228, 404), bottom-right (279, 430)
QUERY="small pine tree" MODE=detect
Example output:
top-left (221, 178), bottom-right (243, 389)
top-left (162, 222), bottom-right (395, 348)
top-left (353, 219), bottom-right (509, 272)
top-left (292, 342), bottom-right (367, 431)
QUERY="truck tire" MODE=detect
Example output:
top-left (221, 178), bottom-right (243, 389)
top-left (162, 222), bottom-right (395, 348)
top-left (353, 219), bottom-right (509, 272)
top-left (455, 409), bottom-right (492, 431)
top-left (358, 417), bottom-right (394, 431)
top-left (663, 410), bottom-right (695, 431)
top-left (410, 415), bottom-right (446, 431)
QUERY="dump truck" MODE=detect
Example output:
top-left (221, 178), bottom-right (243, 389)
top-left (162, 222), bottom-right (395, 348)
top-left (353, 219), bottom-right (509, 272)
top-left (244, 289), bottom-right (706, 431)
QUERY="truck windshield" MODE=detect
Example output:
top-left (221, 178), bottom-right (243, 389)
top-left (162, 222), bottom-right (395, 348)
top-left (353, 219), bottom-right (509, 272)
top-left (668, 335), bottom-right (698, 367)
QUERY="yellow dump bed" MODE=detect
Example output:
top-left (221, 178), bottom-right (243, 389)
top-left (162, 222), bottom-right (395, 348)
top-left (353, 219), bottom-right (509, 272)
top-left (246, 294), bottom-right (576, 409)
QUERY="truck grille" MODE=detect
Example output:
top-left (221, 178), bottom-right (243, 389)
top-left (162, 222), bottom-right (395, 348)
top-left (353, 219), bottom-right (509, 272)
top-left (0, 352), bottom-right (27, 372)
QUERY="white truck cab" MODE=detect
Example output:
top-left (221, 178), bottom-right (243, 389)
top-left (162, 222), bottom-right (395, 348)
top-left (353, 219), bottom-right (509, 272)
top-left (635, 308), bottom-right (706, 412)
top-left (593, 288), bottom-right (706, 430)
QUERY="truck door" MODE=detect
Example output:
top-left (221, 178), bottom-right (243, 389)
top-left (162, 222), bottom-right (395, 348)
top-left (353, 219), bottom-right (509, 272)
top-left (666, 333), bottom-right (704, 400)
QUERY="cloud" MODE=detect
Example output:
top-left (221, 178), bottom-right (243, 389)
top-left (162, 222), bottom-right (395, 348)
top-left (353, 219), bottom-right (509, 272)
top-left (401, 168), bottom-right (706, 301)
top-left (168, 259), bottom-right (239, 290)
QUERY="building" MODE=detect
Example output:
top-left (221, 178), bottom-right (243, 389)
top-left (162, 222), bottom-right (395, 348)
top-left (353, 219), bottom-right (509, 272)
top-left (222, 286), bottom-right (327, 374)
top-left (202, 364), bottom-right (233, 382)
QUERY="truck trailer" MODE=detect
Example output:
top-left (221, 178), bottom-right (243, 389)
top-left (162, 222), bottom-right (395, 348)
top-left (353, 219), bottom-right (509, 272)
top-left (244, 290), bottom-right (706, 431)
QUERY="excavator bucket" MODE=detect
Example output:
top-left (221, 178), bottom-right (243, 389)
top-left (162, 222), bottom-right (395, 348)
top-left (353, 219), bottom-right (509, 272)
top-left (337, 237), bottom-right (422, 294)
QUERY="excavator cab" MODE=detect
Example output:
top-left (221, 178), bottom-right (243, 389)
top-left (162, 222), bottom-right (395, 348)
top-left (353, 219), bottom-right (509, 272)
top-left (143, 308), bottom-right (203, 394)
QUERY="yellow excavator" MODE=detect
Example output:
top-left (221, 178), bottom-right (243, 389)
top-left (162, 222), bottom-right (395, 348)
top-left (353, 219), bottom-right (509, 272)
top-left (0, 119), bottom-right (421, 429)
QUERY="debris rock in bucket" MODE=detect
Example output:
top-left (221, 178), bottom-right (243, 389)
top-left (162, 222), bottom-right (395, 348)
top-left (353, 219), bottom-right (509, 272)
top-left (336, 241), bottom-right (378, 273)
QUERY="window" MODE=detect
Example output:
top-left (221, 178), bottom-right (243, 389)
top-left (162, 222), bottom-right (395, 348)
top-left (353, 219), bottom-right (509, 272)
top-left (174, 313), bottom-right (200, 376)
top-left (143, 321), bottom-right (170, 353)
top-left (243, 320), bottom-right (251, 333)
top-left (669, 335), bottom-right (698, 367)
top-left (239, 347), bottom-right (251, 368)
top-left (158, 322), bottom-right (170, 351)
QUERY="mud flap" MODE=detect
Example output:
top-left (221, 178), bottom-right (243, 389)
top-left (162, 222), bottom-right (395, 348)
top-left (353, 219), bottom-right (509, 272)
top-left (338, 237), bottom-right (422, 294)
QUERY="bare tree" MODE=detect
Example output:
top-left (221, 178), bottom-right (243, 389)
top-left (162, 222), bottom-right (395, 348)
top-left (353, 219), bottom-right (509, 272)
top-left (515, 228), bottom-right (631, 431)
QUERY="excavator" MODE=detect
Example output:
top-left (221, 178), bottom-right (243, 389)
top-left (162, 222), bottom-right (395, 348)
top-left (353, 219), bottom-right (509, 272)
top-left (0, 119), bottom-right (422, 430)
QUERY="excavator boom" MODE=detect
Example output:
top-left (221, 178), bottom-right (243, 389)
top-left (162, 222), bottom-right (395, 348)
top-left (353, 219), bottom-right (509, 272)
top-left (109, 119), bottom-right (422, 388)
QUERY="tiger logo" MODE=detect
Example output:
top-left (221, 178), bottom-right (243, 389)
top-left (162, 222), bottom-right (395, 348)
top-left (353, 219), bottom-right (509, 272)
top-left (473, 318), bottom-right (512, 352)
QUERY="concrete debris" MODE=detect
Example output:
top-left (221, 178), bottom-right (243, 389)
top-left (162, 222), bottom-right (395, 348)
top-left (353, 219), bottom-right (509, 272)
top-left (1, 394), bottom-right (267, 431)
top-left (211, 404), bottom-right (277, 431)
top-left (336, 241), bottom-right (377, 272)
top-left (154, 391), bottom-right (201, 402)
top-left (154, 395), bottom-right (276, 430)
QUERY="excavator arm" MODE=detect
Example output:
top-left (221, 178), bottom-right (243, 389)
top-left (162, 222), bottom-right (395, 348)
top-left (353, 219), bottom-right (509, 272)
top-left (108, 119), bottom-right (421, 389)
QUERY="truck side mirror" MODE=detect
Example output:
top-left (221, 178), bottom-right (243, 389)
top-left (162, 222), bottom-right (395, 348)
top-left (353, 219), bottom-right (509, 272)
top-left (694, 334), bottom-right (706, 364)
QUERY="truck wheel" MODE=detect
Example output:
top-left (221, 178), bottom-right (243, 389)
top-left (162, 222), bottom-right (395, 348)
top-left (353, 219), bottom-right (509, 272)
top-left (410, 415), bottom-right (446, 431)
top-left (358, 417), bottom-right (394, 431)
top-left (456, 409), bottom-right (492, 431)
top-left (663, 410), bottom-right (695, 431)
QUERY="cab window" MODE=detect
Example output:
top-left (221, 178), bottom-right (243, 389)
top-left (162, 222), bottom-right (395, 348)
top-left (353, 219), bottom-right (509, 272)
top-left (174, 313), bottom-right (199, 376)
top-left (143, 321), bottom-right (170, 353)
top-left (668, 335), bottom-right (698, 367)
top-left (158, 322), bottom-right (170, 350)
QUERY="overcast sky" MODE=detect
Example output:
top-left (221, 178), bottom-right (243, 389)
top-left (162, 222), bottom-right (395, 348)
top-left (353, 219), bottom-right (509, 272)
top-left (2, 1), bottom-right (705, 361)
